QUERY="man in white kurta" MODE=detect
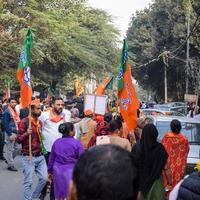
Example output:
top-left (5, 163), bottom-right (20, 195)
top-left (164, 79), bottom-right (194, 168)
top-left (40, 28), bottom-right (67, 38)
top-left (39, 97), bottom-right (71, 200)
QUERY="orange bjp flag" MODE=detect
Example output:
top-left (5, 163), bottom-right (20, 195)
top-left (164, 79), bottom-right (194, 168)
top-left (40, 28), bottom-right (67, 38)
top-left (17, 29), bottom-right (33, 109)
top-left (118, 40), bottom-right (139, 131)
top-left (95, 77), bottom-right (111, 95)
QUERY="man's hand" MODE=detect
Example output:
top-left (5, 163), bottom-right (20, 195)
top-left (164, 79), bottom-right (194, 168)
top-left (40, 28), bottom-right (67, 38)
top-left (48, 173), bottom-right (53, 182)
top-left (26, 128), bottom-right (32, 136)
top-left (8, 134), bottom-right (16, 142)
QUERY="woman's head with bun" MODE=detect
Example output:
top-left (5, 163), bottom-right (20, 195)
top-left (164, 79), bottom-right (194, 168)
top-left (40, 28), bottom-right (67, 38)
top-left (109, 120), bottom-right (122, 135)
top-left (170, 119), bottom-right (181, 134)
top-left (58, 122), bottom-right (75, 137)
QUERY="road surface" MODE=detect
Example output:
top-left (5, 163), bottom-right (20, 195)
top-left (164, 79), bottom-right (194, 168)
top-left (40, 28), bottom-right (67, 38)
top-left (0, 155), bottom-right (49, 200)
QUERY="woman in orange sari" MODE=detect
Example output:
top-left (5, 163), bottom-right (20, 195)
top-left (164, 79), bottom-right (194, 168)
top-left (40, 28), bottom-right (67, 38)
top-left (161, 119), bottom-right (189, 196)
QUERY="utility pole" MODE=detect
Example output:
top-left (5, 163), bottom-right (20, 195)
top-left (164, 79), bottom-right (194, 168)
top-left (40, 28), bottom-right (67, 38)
top-left (185, 0), bottom-right (191, 94)
top-left (163, 51), bottom-right (169, 104)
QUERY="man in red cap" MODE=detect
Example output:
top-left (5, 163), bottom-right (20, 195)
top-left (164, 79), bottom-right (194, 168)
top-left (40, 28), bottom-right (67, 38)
top-left (16, 99), bottom-right (48, 200)
top-left (79, 109), bottom-right (96, 149)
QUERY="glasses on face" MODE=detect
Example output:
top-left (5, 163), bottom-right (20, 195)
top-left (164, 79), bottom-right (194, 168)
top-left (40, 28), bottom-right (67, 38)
top-left (35, 107), bottom-right (41, 110)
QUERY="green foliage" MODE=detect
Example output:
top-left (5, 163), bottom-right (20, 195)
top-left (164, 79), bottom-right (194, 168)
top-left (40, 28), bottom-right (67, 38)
top-left (127, 0), bottom-right (200, 101)
top-left (0, 0), bottom-right (119, 93)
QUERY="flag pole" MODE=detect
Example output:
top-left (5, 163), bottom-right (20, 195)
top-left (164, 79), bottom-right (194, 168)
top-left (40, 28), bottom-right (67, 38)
top-left (116, 76), bottom-right (119, 114)
top-left (28, 102), bottom-right (32, 161)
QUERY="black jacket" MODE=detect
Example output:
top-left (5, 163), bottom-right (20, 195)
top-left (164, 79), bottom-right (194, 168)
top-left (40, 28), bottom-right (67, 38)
top-left (177, 172), bottom-right (200, 200)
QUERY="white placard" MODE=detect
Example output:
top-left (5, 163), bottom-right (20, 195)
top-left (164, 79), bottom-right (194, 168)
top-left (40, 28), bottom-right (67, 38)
top-left (84, 94), bottom-right (107, 115)
top-left (84, 94), bottom-right (95, 112)
top-left (95, 95), bottom-right (107, 115)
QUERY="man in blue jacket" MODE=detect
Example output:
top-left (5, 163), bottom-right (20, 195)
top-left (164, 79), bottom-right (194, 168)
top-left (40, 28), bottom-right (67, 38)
top-left (2, 97), bottom-right (20, 171)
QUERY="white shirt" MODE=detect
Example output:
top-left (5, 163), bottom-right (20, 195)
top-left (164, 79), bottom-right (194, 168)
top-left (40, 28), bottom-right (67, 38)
top-left (15, 104), bottom-right (21, 115)
top-left (39, 110), bottom-right (71, 152)
top-left (63, 109), bottom-right (72, 122)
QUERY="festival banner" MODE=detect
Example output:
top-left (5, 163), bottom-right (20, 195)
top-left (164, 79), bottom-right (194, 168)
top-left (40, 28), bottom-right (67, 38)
top-left (17, 29), bottom-right (33, 109)
top-left (118, 39), bottom-right (139, 131)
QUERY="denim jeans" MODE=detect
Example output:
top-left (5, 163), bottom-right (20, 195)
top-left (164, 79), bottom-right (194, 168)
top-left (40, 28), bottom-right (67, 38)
top-left (6, 134), bottom-right (21, 167)
top-left (22, 155), bottom-right (48, 200)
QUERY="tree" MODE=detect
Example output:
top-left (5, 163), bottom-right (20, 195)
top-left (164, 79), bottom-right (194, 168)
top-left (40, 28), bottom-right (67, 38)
top-left (127, 0), bottom-right (200, 101)
top-left (0, 0), bottom-right (119, 93)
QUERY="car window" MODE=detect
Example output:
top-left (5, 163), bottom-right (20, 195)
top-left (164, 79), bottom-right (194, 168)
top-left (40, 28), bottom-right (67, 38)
top-left (156, 121), bottom-right (200, 144)
top-left (170, 107), bottom-right (188, 115)
top-left (156, 121), bottom-right (170, 141)
top-left (182, 123), bottom-right (200, 144)
top-left (169, 112), bottom-right (184, 117)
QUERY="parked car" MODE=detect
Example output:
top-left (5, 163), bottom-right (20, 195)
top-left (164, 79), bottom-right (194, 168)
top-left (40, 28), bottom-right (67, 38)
top-left (154, 104), bottom-right (188, 115)
top-left (165, 102), bottom-right (187, 107)
top-left (142, 109), bottom-right (185, 117)
top-left (146, 115), bottom-right (200, 174)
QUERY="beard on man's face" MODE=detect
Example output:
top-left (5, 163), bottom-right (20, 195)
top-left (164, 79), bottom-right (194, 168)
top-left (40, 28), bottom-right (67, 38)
top-left (32, 112), bottom-right (41, 117)
top-left (54, 107), bottom-right (63, 114)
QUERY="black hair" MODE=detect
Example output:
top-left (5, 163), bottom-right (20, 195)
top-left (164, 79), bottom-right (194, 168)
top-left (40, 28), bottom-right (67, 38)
top-left (73, 144), bottom-right (138, 200)
top-left (137, 109), bottom-right (140, 118)
top-left (8, 97), bottom-right (17, 103)
top-left (114, 114), bottom-right (124, 122)
top-left (52, 97), bottom-right (63, 104)
top-left (170, 119), bottom-right (181, 134)
top-left (109, 120), bottom-right (122, 132)
top-left (104, 112), bottom-right (113, 123)
top-left (58, 122), bottom-right (74, 136)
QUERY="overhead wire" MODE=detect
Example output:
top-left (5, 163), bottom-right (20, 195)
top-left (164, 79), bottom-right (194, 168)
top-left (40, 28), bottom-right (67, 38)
top-left (133, 7), bottom-right (200, 69)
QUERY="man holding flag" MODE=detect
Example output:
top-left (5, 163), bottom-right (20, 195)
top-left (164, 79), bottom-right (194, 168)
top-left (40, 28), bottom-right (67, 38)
top-left (16, 99), bottom-right (48, 200)
top-left (16, 28), bottom-right (33, 161)
top-left (118, 39), bottom-right (139, 133)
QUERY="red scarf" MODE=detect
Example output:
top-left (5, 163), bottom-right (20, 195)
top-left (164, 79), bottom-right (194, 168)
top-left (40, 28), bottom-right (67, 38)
top-left (8, 105), bottom-right (20, 130)
top-left (31, 117), bottom-right (42, 141)
top-left (49, 109), bottom-right (64, 123)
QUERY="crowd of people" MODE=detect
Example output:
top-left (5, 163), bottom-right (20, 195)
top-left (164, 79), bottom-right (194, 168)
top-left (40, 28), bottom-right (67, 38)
top-left (0, 96), bottom-right (199, 200)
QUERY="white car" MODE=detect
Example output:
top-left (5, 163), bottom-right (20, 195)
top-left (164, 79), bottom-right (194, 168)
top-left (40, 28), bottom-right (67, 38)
top-left (146, 115), bottom-right (200, 174)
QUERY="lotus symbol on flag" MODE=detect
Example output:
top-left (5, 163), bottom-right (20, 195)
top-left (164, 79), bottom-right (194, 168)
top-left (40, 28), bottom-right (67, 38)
top-left (24, 67), bottom-right (31, 87)
top-left (118, 68), bottom-right (123, 80)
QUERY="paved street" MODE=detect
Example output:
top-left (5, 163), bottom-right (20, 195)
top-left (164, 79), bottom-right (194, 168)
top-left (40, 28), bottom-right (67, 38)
top-left (0, 156), bottom-right (24, 199)
top-left (0, 155), bottom-right (48, 200)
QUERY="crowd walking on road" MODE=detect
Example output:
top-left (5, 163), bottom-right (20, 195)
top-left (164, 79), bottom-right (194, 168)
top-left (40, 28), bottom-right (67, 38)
top-left (0, 96), bottom-right (199, 200)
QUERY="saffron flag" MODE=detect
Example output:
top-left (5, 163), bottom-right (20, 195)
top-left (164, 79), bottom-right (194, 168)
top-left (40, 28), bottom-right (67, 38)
top-left (5, 80), bottom-right (11, 99)
top-left (118, 39), bottom-right (139, 131)
top-left (17, 29), bottom-right (33, 109)
top-left (96, 76), bottom-right (113, 95)
top-left (105, 76), bottom-right (114, 90)
top-left (75, 79), bottom-right (84, 97)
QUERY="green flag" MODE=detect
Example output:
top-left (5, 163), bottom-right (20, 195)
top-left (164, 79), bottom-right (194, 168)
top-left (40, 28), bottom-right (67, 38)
top-left (18, 29), bottom-right (33, 70)
top-left (118, 39), bottom-right (128, 91)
